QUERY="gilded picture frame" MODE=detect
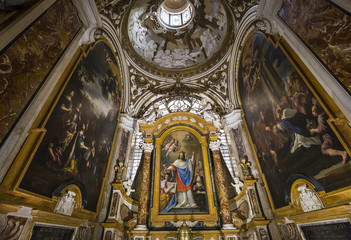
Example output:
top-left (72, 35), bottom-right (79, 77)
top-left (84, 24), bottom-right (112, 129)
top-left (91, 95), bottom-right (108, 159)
top-left (148, 122), bottom-right (219, 227)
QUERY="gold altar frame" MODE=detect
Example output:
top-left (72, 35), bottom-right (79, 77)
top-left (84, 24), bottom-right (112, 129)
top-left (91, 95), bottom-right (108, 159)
top-left (140, 112), bottom-right (219, 227)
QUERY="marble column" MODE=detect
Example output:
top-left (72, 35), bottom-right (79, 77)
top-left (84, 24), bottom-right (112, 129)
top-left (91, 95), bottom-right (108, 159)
top-left (135, 142), bottom-right (154, 230)
top-left (209, 140), bottom-right (235, 230)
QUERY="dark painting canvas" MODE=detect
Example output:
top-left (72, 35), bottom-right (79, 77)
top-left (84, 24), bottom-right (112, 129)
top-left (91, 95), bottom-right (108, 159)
top-left (20, 41), bottom-right (121, 212)
top-left (159, 130), bottom-right (208, 214)
top-left (238, 32), bottom-right (350, 208)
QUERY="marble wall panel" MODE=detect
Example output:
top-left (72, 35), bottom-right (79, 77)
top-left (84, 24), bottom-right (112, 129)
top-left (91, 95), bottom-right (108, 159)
top-left (0, 0), bottom-right (82, 144)
top-left (279, 0), bottom-right (351, 94)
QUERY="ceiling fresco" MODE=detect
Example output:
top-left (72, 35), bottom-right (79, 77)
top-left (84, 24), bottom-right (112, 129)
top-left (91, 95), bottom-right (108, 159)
top-left (126, 0), bottom-right (228, 69)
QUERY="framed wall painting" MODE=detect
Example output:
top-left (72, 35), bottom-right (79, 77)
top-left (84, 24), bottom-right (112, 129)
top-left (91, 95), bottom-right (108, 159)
top-left (238, 31), bottom-right (351, 209)
top-left (0, 0), bottom-right (82, 144)
top-left (149, 125), bottom-right (218, 227)
top-left (18, 40), bottom-right (122, 212)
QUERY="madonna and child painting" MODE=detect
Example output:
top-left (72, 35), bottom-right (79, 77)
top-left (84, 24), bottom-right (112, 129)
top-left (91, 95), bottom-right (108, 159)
top-left (159, 130), bottom-right (209, 214)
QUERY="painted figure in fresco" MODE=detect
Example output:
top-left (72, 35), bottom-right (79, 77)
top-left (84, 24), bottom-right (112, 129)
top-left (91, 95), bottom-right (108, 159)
top-left (162, 139), bottom-right (181, 157)
top-left (309, 105), bottom-right (349, 164)
top-left (160, 172), bottom-right (175, 210)
top-left (164, 151), bottom-right (197, 211)
top-left (60, 90), bottom-right (75, 128)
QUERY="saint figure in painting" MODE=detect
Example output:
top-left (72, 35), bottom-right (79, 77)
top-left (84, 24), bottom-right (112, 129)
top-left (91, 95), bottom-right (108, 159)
top-left (164, 151), bottom-right (197, 211)
top-left (160, 172), bottom-right (175, 210)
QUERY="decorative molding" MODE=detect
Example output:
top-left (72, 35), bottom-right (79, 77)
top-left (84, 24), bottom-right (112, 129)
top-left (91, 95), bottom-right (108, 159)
top-left (222, 109), bottom-right (242, 131)
top-left (119, 114), bottom-right (135, 132)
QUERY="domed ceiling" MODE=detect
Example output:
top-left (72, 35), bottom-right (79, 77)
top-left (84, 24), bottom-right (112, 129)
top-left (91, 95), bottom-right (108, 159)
top-left (124, 0), bottom-right (230, 71)
top-left (97, 0), bottom-right (260, 116)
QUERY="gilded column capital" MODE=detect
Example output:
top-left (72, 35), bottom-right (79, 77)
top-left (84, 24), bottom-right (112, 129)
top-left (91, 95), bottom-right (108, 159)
top-left (142, 142), bottom-right (154, 152)
top-left (209, 140), bottom-right (221, 151)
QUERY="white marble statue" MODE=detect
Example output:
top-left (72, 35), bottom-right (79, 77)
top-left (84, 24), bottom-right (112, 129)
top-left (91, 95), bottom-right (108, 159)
top-left (231, 177), bottom-right (244, 195)
top-left (297, 184), bottom-right (323, 212)
top-left (55, 190), bottom-right (76, 216)
top-left (123, 179), bottom-right (135, 196)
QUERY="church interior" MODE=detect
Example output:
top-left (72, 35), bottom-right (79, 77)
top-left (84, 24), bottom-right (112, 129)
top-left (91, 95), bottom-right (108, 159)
top-left (0, 0), bottom-right (351, 239)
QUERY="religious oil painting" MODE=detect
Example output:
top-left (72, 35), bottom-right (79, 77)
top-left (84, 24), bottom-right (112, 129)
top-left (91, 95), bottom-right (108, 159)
top-left (279, 0), bottom-right (351, 94)
top-left (159, 130), bottom-right (208, 214)
top-left (0, 0), bottom-right (82, 144)
top-left (20, 41), bottom-right (121, 212)
top-left (238, 32), bottom-right (351, 208)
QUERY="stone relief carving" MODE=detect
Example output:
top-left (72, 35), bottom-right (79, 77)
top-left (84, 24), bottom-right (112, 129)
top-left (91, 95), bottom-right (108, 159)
top-left (297, 184), bottom-right (323, 212)
top-left (278, 218), bottom-right (302, 240)
top-left (0, 215), bottom-right (27, 239)
top-left (54, 190), bottom-right (76, 216)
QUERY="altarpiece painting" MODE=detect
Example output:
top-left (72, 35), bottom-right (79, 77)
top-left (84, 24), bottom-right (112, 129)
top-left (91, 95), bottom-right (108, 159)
top-left (159, 130), bottom-right (208, 214)
top-left (148, 123), bottom-right (218, 227)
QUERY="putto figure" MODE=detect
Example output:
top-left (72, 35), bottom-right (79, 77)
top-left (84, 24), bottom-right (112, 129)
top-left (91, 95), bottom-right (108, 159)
top-left (164, 151), bottom-right (197, 211)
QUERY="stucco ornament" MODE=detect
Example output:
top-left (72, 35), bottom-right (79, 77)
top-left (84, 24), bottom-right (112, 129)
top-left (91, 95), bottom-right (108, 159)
top-left (297, 184), bottom-right (323, 212)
